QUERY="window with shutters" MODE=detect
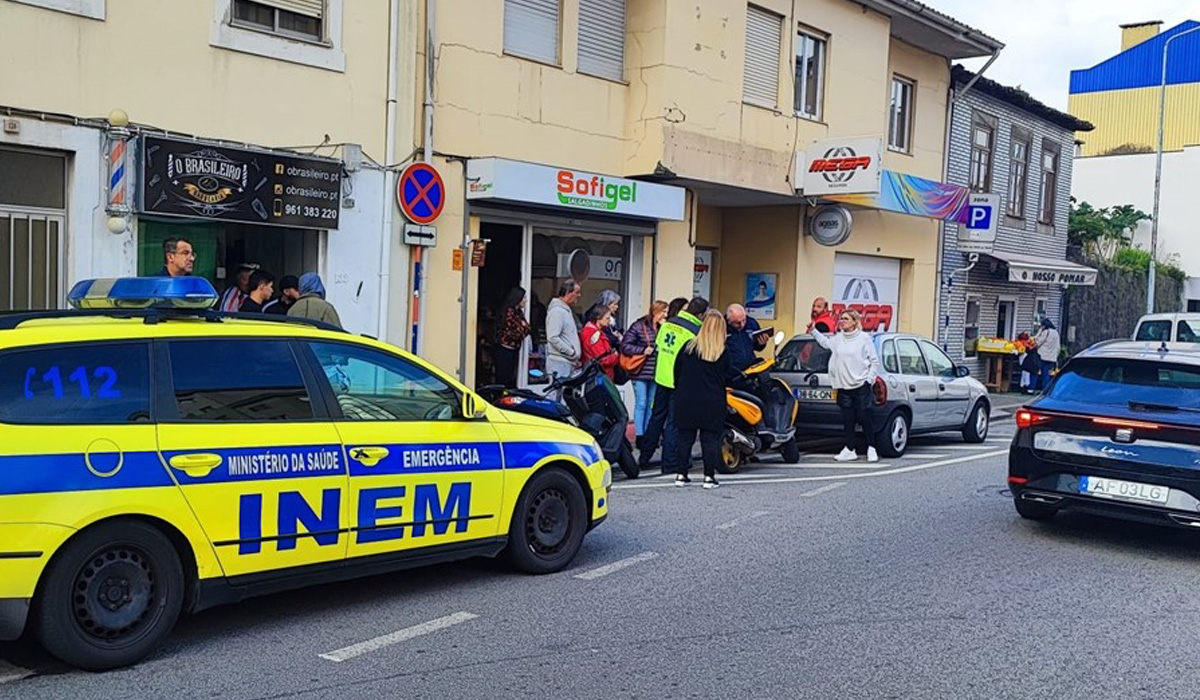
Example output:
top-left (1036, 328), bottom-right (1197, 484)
top-left (578, 0), bottom-right (625, 81)
top-left (504, 0), bottom-right (561, 66)
top-left (888, 76), bottom-right (914, 153)
top-left (211, 0), bottom-right (344, 72)
top-left (1038, 142), bottom-right (1059, 225)
top-left (743, 6), bottom-right (782, 108)
top-left (794, 29), bottom-right (826, 120)
top-left (232, 0), bottom-right (323, 41)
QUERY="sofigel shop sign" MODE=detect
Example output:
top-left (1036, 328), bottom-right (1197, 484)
top-left (466, 158), bottom-right (685, 221)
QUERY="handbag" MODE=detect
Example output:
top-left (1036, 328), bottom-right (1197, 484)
top-left (619, 352), bottom-right (647, 374)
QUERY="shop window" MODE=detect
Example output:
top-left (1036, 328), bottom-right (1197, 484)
top-left (888, 76), bottom-right (914, 153)
top-left (0, 148), bottom-right (66, 210)
top-left (504, 0), bottom-right (561, 65)
top-left (578, 0), bottom-right (624, 82)
top-left (794, 29), bottom-right (826, 120)
top-left (964, 297), bottom-right (981, 358)
top-left (969, 117), bottom-right (995, 193)
top-left (1008, 130), bottom-right (1030, 218)
top-left (0, 213), bottom-right (63, 311)
top-left (1039, 142), bottom-right (1060, 225)
top-left (232, 0), bottom-right (323, 41)
top-left (743, 5), bottom-right (782, 108)
top-left (1034, 298), bottom-right (1048, 326)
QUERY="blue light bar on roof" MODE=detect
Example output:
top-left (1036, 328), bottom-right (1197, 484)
top-left (67, 277), bottom-right (220, 310)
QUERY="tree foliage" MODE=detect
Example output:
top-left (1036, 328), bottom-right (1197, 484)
top-left (1068, 198), bottom-right (1151, 262)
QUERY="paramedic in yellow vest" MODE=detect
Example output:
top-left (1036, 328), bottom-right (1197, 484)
top-left (638, 296), bottom-right (708, 475)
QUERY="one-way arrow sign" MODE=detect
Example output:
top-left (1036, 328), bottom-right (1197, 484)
top-left (403, 223), bottom-right (437, 247)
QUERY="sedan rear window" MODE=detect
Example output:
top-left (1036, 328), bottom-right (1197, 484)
top-left (776, 339), bottom-right (830, 374)
top-left (1049, 358), bottom-right (1200, 410)
top-left (1135, 320), bottom-right (1172, 342)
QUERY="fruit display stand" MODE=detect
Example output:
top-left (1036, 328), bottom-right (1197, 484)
top-left (975, 337), bottom-right (1022, 393)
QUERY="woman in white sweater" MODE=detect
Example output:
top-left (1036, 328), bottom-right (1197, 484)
top-left (811, 309), bottom-right (882, 462)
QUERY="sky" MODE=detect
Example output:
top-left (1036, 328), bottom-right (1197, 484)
top-left (926, 1), bottom-right (1194, 110)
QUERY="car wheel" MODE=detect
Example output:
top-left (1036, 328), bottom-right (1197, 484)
top-left (876, 411), bottom-right (909, 458)
top-left (1014, 495), bottom-right (1057, 521)
top-left (34, 520), bottom-right (184, 671)
top-left (779, 438), bottom-right (800, 464)
top-left (717, 435), bottom-right (743, 474)
top-left (616, 439), bottom-right (639, 479)
top-left (962, 401), bottom-right (990, 443)
top-left (505, 468), bottom-right (588, 574)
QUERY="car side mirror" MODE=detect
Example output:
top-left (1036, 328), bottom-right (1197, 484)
top-left (461, 392), bottom-right (482, 419)
top-left (954, 365), bottom-right (970, 378)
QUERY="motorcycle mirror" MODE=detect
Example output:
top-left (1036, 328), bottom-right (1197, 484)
top-left (773, 331), bottom-right (787, 347)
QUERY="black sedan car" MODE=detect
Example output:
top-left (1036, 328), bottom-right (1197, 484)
top-left (1009, 341), bottom-right (1200, 527)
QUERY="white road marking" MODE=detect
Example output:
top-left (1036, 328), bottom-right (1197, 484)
top-left (800, 481), bottom-right (846, 497)
top-left (896, 453), bottom-right (947, 460)
top-left (573, 551), bottom-right (659, 580)
top-left (612, 449), bottom-right (1009, 490)
top-left (715, 510), bottom-right (771, 530)
top-left (319, 612), bottom-right (478, 663)
top-left (909, 444), bottom-right (1000, 452)
top-left (0, 660), bottom-right (32, 684)
top-left (742, 462), bottom-right (891, 471)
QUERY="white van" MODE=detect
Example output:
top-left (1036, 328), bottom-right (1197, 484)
top-left (1133, 313), bottom-right (1200, 343)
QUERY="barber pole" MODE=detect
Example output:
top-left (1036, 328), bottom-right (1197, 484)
top-left (106, 136), bottom-right (129, 215)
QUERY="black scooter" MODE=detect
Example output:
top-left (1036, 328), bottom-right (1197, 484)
top-left (478, 361), bottom-right (640, 479)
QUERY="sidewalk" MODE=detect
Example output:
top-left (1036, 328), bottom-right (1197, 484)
top-left (989, 391), bottom-right (1031, 420)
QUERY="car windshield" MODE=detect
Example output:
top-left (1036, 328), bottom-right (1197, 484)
top-left (776, 338), bottom-right (831, 373)
top-left (1049, 358), bottom-right (1200, 410)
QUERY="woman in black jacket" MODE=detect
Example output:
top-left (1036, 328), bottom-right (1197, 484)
top-left (673, 310), bottom-right (730, 489)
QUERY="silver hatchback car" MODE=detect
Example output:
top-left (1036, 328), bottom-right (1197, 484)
top-left (774, 332), bottom-right (992, 457)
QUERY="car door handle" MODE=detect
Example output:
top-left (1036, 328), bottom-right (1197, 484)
top-left (168, 453), bottom-right (222, 478)
top-left (938, 384), bottom-right (947, 391)
top-left (349, 446), bottom-right (390, 467)
top-left (908, 385), bottom-right (917, 392)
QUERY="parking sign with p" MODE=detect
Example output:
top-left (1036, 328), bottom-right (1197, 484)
top-left (959, 193), bottom-right (999, 253)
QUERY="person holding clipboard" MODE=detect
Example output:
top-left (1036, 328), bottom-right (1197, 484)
top-left (725, 303), bottom-right (770, 372)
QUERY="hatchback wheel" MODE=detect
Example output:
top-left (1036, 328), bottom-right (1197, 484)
top-left (876, 411), bottom-right (909, 458)
top-left (505, 468), bottom-right (587, 574)
top-left (963, 401), bottom-right (989, 443)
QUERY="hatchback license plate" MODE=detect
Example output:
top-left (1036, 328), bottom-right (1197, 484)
top-left (1079, 476), bottom-right (1169, 505)
top-left (796, 388), bottom-right (834, 401)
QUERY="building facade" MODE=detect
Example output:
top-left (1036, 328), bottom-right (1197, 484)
top-left (1069, 20), bottom-right (1200, 157)
top-left (938, 67), bottom-right (1095, 382)
top-left (413, 0), bottom-right (1001, 387)
top-left (0, 0), bottom-right (416, 338)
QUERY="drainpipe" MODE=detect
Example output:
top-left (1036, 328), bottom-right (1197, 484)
top-left (376, 0), bottom-right (402, 343)
top-left (932, 49), bottom-right (1000, 350)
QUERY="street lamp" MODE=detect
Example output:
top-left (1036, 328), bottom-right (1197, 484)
top-left (1148, 24), bottom-right (1200, 313)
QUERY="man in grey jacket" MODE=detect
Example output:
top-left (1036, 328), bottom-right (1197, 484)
top-left (546, 279), bottom-right (582, 380)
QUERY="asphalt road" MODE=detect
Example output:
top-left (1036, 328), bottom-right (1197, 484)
top-left (6, 420), bottom-right (1200, 699)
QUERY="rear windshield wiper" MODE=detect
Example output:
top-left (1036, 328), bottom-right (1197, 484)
top-left (1129, 401), bottom-right (1200, 415)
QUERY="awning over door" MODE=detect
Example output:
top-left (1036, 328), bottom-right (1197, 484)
top-left (985, 251), bottom-right (1098, 286)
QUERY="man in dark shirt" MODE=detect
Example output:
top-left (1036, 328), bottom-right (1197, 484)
top-left (725, 303), bottom-right (768, 372)
top-left (263, 275), bottom-right (300, 315)
top-left (158, 237), bottom-right (195, 277)
top-left (238, 270), bottom-right (275, 313)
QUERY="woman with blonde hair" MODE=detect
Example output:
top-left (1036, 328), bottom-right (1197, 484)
top-left (672, 310), bottom-right (730, 489)
top-left (812, 308), bottom-right (882, 462)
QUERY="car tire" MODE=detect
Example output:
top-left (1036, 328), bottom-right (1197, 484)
top-left (876, 410), bottom-right (910, 458)
top-left (33, 520), bottom-right (184, 671)
top-left (962, 401), bottom-right (990, 443)
top-left (779, 438), bottom-right (800, 464)
top-left (1014, 495), bottom-right (1057, 521)
top-left (505, 468), bottom-right (588, 575)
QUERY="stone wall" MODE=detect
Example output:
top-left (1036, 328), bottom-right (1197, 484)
top-left (1063, 258), bottom-right (1185, 353)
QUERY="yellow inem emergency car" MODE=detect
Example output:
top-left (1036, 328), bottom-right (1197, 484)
top-left (0, 278), bottom-right (610, 670)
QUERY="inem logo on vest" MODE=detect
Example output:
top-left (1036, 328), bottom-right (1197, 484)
top-left (237, 482), bottom-right (473, 554)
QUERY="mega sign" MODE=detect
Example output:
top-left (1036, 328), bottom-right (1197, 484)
top-left (466, 158), bottom-right (686, 220)
top-left (798, 137), bottom-right (883, 196)
top-left (832, 253), bottom-right (901, 333)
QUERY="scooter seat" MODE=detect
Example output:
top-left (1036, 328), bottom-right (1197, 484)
top-left (728, 388), bottom-right (764, 410)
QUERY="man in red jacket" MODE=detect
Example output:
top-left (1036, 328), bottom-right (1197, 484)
top-left (807, 296), bottom-right (837, 334)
